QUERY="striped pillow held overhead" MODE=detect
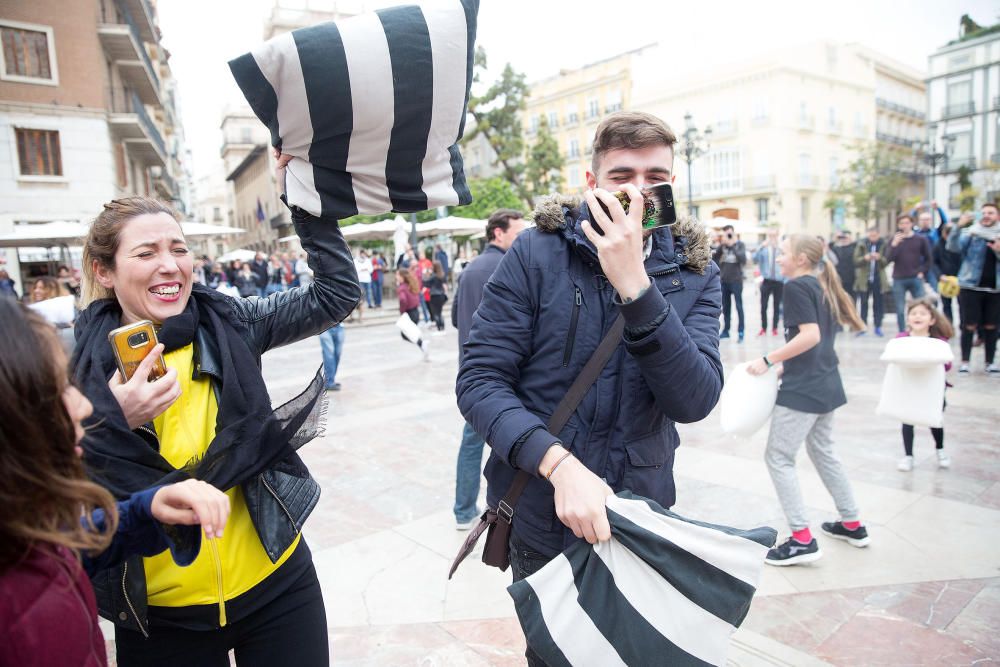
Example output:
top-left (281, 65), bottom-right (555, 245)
top-left (229, 0), bottom-right (478, 219)
top-left (509, 491), bottom-right (776, 667)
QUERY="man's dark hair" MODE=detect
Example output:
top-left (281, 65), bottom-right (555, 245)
top-left (896, 214), bottom-right (914, 225)
top-left (722, 224), bottom-right (735, 232)
top-left (982, 202), bottom-right (999, 213)
top-left (591, 111), bottom-right (677, 175)
top-left (486, 209), bottom-right (523, 242)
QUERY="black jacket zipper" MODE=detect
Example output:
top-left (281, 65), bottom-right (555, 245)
top-left (562, 288), bottom-right (583, 367)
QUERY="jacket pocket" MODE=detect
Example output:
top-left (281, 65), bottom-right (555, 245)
top-left (652, 267), bottom-right (685, 294)
top-left (562, 287), bottom-right (583, 367)
top-left (622, 429), bottom-right (677, 502)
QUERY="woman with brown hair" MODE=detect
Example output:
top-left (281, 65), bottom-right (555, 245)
top-left (71, 163), bottom-right (359, 664)
top-left (397, 266), bottom-right (430, 361)
top-left (30, 275), bottom-right (65, 303)
top-left (423, 259), bottom-right (449, 333)
top-left (0, 300), bottom-right (230, 667)
top-left (746, 234), bottom-right (869, 566)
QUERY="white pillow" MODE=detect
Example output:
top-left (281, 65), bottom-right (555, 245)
top-left (720, 362), bottom-right (779, 437)
top-left (229, 0), bottom-right (478, 219)
top-left (876, 364), bottom-right (946, 427)
top-left (396, 313), bottom-right (422, 344)
top-left (879, 336), bottom-right (953, 367)
top-left (28, 295), bottom-right (76, 326)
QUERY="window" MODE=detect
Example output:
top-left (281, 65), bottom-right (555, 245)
top-left (854, 111), bottom-right (865, 137)
top-left (213, 206), bottom-right (222, 221)
top-left (800, 196), bottom-right (809, 229)
top-left (951, 129), bottom-right (972, 158)
top-left (15, 128), bottom-right (62, 176)
top-left (829, 157), bottom-right (839, 188)
top-left (568, 138), bottom-right (580, 159)
top-left (605, 90), bottom-right (622, 113)
top-left (700, 149), bottom-right (741, 194)
top-left (755, 198), bottom-right (768, 224)
top-left (568, 169), bottom-right (580, 188)
top-left (827, 106), bottom-right (837, 131)
top-left (690, 205), bottom-right (700, 220)
top-left (530, 115), bottom-right (540, 134)
top-left (547, 110), bottom-right (558, 129)
top-left (114, 142), bottom-right (127, 188)
top-left (241, 127), bottom-right (253, 143)
top-left (798, 153), bottom-right (812, 185)
top-left (565, 106), bottom-right (578, 126)
top-left (947, 78), bottom-right (972, 105)
top-left (751, 98), bottom-right (768, 123)
top-left (587, 97), bottom-right (600, 119)
top-left (0, 21), bottom-right (57, 84)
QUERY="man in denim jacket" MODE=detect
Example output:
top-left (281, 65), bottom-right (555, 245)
top-left (949, 203), bottom-right (1000, 374)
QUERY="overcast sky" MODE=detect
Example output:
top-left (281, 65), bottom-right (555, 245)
top-left (158, 0), bottom-right (991, 183)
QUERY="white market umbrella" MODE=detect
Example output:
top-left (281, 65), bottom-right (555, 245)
top-left (277, 234), bottom-right (300, 244)
top-left (416, 216), bottom-right (485, 238)
top-left (181, 221), bottom-right (246, 237)
top-left (0, 220), bottom-right (88, 248)
top-left (340, 218), bottom-right (399, 241)
top-left (216, 248), bottom-right (257, 263)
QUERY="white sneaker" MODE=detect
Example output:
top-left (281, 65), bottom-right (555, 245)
top-left (455, 517), bottom-right (478, 530)
top-left (897, 455), bottom-right (914, 472)
top-left (959, 364), bottom-right (970, 375)
top-left (987, 363), bottom-right (1000, 375)
top-left (419, 339), bottom-right (431, 361)
top-left (937, 451), bottom-right (951, 469)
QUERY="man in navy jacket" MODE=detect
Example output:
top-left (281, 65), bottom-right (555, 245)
top-left (456, 112), bottom-right (723, 604)
top-left (451, 209), bottom-right (528, 529)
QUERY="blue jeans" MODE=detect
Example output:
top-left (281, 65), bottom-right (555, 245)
top-left (264, 283), bottom-right (284, 297)
top-left (360, 281), bottom-right (373, 307)
top-left (453, 421), bottom-right (485, 523)
top-left (892, 276), bottom-right (925, 331)
top-left (319, 325), bottom-right (344, 387)
top-left (721, 281), bottom-right (745, 334)
top-left (419, 297), bottom-right (431, 323)
top-left (371, 276), bottom-right (383, 307)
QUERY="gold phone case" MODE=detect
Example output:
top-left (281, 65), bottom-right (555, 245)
top-left (107, 320), bottom-right (167, 382)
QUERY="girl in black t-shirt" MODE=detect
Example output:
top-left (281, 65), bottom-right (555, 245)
top-left (747, 234), bottom-right (867, 566)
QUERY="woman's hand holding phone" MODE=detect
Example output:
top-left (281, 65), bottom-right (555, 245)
top-left (109, 343), bottom-right (181, 429)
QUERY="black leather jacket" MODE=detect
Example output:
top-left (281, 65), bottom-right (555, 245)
top-left (90, 207), bottom-right (360, 635)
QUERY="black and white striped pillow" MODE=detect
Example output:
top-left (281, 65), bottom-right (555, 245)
top-left (509, 491), bottom-right (776, 666)
top-left (229, 0), bottom-right (478, 219)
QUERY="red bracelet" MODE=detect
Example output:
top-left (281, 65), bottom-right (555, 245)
top-left (545, 451), bottom-right (573, 481)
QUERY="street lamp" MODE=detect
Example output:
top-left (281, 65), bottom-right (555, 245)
top-left (678, 112), bottom-right (711, 216)
top-left (913, 125), bottom-right (955, 203)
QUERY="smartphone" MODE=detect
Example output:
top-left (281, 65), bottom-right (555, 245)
top-left (108, 320), bottom-right (167, 383)
top-left (592, 182), bottom-right (676, 235)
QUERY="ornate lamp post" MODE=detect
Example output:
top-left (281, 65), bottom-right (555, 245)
top-left (913, 125), bottom-right (955, 203)
top-left (678, 112), bottom-right (711, 216)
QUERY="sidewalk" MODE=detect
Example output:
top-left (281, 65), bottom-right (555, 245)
top-left (104, 284), bottom-right (999, 665)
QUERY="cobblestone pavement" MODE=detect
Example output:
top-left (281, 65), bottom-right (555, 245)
top-left (106, 289), bottom-right (1000, 666)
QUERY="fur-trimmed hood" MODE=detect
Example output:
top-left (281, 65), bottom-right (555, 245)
top-left (530, 194), bottom-right (712, 275)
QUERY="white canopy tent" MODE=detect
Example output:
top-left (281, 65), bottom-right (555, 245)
top-left (340, 218), bottom-right (400, 241)
top-left (704, 217), bottom-right (771, 238)
top-left (0, 221), bottom-right (89, 248)
top-left (181, 221), bottom-right (246, 238)
top-left (416, 216), bottom-right (485, 238)
top-left (216, 248), bottom-right (257, 263)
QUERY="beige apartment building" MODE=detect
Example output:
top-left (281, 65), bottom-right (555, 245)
top-left (0, 0), bottom-right (187, 288)
top-left (632, 42), bottom-right (925, 239)
top-left (522, 45), bottom-right (654, 192)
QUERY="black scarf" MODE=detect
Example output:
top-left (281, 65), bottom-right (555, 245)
top-left (72, 284), bottom-right (326, 499)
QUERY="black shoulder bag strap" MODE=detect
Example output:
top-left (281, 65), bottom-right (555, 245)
top-left (449, 313), bottom-right (626, 578)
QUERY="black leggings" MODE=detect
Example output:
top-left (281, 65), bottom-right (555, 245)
top-left (429, 294), bottom-right (447, 330)
top-left (114, 564), bottom-right (328, 667)
top-left (902, 424), bottom-right (944, 456)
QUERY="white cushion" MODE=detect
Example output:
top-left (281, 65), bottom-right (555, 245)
top-left (720, 362), bottom-right (779, 437)
top-left (876, 364), bottom-right (946, 427)
top-left (879, 336), bottom-right (953, 367)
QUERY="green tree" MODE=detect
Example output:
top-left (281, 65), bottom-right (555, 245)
top-left (464, 47), bottom-right (532, 207)
top-left (825, 143), bottom-right (908, 226)
top-left (449, 176), bottom-right (525, 220)
top-left (955, 164), bottom-right (980, 212)
top-left (524, 117), bottom-right (564, 200)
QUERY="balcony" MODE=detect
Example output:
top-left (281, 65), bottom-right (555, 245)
top-left (122, 0), bottom-right (158, 42)
top-left (798, 174), bottom-right (820, 188)
top-left (150, 165), bottom-right (177, 199)
top-left (108, 90), bottom-right (166, 166)
top-left (991, 153), bottom-right (1000, 166)
top-left (712, 120), bottom-right (738, 138)
top-left (97, 0), bottom-right (160, 105)
top-left (826, 121), bottom-right (843, 135)
top-left (994, 97), bottom-right (1000, 111)
top-left (875, 98), bottom-right (926, 120)
top-left (876, 132), bottom-right (914, 148)
top-left (744, 175), bottom-right (776, 192)
top-left (941, 102), bottom-right (976, 119)
top-left (798, 115), bottom-right (815, 131)
top-left (943, 156), bottom-right (976, 172)
top-left (750, 115), bottom-right (770, 128)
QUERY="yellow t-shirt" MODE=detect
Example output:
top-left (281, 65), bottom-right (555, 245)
top-left (144, 344), bottom-right (300, 617)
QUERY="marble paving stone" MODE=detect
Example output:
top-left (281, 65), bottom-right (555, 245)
top-left (437, 618), bottom-right (528, 666)
top-left (814, 612), bottom-right (994, 666)
top-left (330, 623), bottom-right (495, 666)
top-left (944, 579), bottom-right (1000, 658)
top-left (977, 481), bottom-right (1000, 511)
